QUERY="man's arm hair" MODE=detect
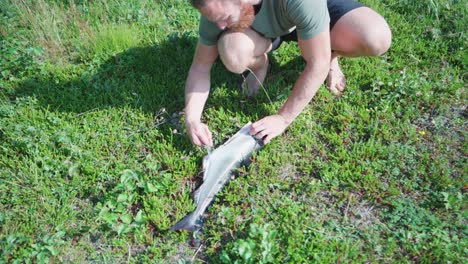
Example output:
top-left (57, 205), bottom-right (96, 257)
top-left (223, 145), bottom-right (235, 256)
top-left (278, 27), bottom-right (331, 123)
top-left (185, 41), bottom-right (219, 122)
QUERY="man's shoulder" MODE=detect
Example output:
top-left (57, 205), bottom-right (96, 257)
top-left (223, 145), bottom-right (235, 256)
top-left (283, 0), bottom-right (326, 11)
top-left (199, 15), bottom-right (223, 46)
top-left (282, 0), bottom-right (329, 39)
top-left (282, 0), bottom-right (328, 21)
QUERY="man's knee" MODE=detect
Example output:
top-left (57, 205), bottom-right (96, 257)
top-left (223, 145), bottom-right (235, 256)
top-left (218, 31), bottom-right (253, 74)
top-left (365, 25), bottom-right (392, 56)
top-left (221, 53), bottom-right (247, 74)
top-left (332, 7), bottom-right (392, 57)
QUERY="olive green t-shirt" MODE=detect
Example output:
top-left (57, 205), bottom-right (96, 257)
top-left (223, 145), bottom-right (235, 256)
top-left (199, 0), bottom-right (330, 46)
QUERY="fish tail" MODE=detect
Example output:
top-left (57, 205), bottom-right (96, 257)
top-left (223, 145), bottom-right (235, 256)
top-left (170, 212), bottom-right (202, 232)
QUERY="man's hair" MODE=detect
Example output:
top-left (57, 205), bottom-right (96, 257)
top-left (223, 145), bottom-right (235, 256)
top-left (190, 0), bottom-right (207, 9)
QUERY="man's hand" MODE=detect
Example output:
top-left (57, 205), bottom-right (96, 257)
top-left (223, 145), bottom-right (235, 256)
top-left (250, 115), bottom-right (290, 144)
top-left (186, 120), bottom-right (213, 147)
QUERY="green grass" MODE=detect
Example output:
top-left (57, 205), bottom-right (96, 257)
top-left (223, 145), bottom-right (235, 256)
top-left (1, 0), bottom-right (467, 262)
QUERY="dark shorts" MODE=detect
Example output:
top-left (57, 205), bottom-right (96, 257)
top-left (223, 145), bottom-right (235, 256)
top-left (271, 0), bottom-right (366, 51)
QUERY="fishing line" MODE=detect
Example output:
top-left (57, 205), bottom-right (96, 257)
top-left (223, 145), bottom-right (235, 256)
top-left (244, 67), bottom-right (273, 104)
top-left (204, 144), bottom-right (213, 156)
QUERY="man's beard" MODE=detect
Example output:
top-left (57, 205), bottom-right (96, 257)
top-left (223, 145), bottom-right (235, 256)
top-left (229, 4), bottom-right (255, 32)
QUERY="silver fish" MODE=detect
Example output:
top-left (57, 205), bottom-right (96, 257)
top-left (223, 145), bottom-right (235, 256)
top-left (170, 122), bottom-right (263, 232)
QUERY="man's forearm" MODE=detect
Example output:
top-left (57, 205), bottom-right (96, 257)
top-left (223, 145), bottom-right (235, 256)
top-left (278, 61), bottom-right (329, 124)
top-left (185, 66), bottom-right (211, 123)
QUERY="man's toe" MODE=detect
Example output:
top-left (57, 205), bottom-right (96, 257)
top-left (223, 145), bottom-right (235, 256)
top-left (337, 76), bottom-right (346, 92)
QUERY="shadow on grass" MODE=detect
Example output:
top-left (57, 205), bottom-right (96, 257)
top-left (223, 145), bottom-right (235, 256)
top-left (14, 33), bottom-right (306, 146)
top-left (16, 33), bottom-right (198, 115)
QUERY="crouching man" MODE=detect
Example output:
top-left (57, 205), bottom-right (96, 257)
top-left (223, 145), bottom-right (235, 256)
top-left (184, 0), bottom-right (391, 146)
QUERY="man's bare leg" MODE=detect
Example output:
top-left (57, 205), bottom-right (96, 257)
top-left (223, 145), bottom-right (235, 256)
top-left (217, 28), bottom-right (272, 96)
top-left (329, 7), bottom-right (392, 95)
top-left (242, 52), bottom-right (269, 96)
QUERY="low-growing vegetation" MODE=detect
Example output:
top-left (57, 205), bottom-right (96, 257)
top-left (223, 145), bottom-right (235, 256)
top-left (0, 0), bottom-right (466, 262)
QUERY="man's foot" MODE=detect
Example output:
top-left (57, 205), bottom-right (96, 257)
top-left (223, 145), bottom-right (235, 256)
top-left (326, 56), bottom-right (346, 96)
top-left (241, 55), bottom-right (269, 97)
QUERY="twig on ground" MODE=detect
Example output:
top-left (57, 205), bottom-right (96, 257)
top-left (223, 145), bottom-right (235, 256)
top-left (191, 244), bottom-right (203, 263)
top-left (73, 107), bottom-right (100, 118)
top-left (343, 194), bottom-right (353, 220)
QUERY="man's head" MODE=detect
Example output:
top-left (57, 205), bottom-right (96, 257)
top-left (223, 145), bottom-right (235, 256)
top-left (191, 0), bottom-right (255, 32)
top-left (189, 0), bottom-right (208, 9)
